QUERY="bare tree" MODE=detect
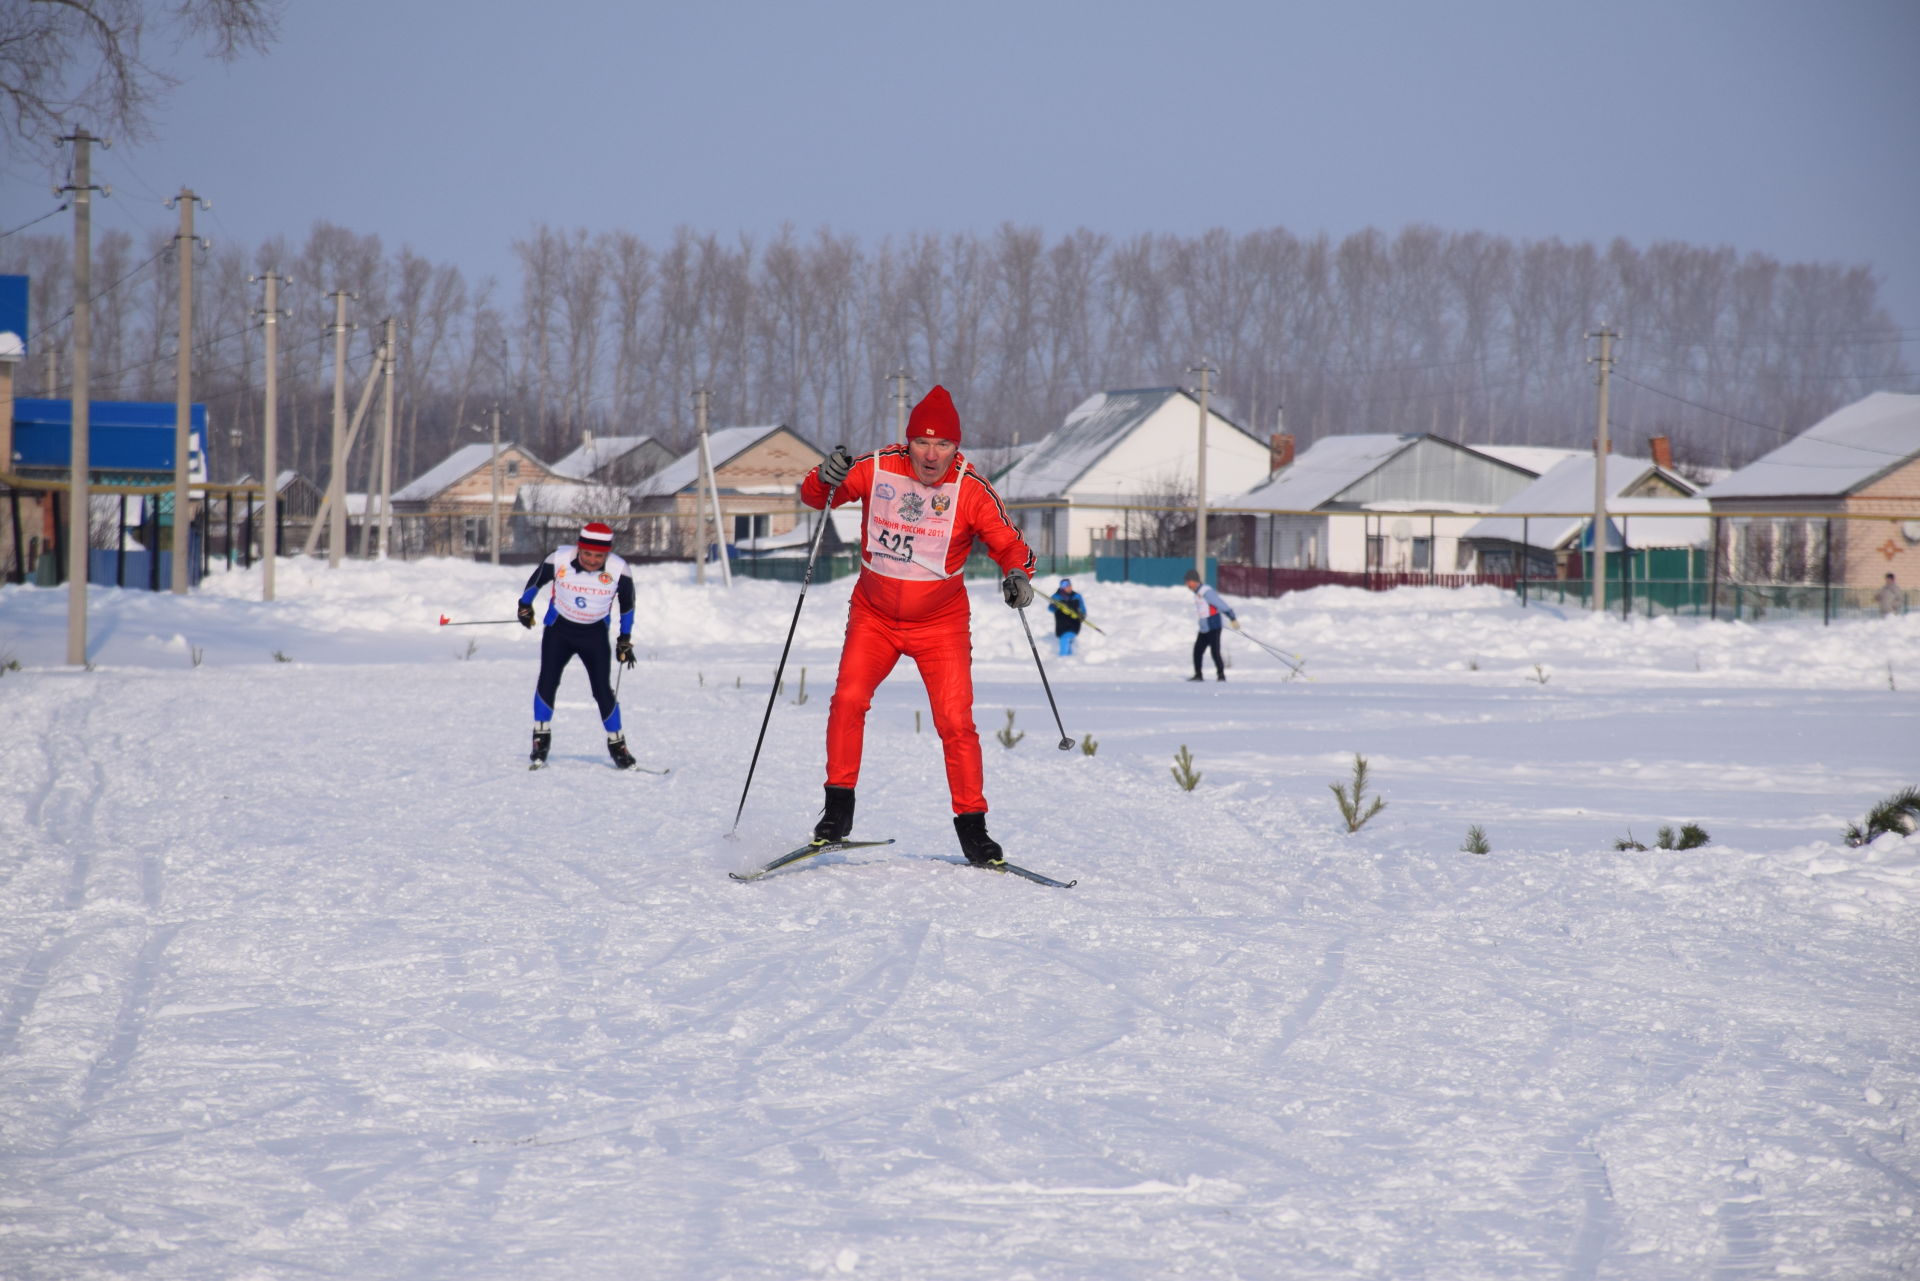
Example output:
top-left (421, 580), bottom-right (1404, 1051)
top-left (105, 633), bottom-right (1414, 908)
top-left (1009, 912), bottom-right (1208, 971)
top-left (0, 0), bottom-right (281, 155)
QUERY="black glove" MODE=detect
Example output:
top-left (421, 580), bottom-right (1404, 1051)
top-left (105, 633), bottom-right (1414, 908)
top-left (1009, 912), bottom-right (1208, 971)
top-left (1001, 569), bottom-right (1034, 609)
top-left (615, 635), bottom-right (636, 668)
top-left (818, 445), bottom-right (854, 491)
top-left (517, 601), bottom-right (535, 629)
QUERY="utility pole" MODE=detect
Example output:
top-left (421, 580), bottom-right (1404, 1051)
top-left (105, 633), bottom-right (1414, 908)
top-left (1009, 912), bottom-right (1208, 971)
top-left (692, 389), bottom-right (710, 584)
top-left (892, 368), bottom-right (912, 443)
top-left (487, 402), bottom-right (501, 566)
top-left (378, 316), bottom-right (397, 559)
top-left (168, 188), bottom-right (208, 594)
top-left (58, 128), bottom-right (104, 667)
top-left (325, 291), bottom-right (356, 566)
top-left (1189, 359), bottom-right (1216, 582)
top-left (1588, 327), bottom-right (1617, 614)
top-left (692, 387), bottom-right (730, 587)
top-left (251, 271), bottom-right (289, 599)
top-left (43, 348), bottom-right (57, 396)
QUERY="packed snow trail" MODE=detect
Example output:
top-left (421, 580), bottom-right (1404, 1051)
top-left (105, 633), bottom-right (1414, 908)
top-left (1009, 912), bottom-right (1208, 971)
top-left (0, 561), bottom-right (1916, 1279)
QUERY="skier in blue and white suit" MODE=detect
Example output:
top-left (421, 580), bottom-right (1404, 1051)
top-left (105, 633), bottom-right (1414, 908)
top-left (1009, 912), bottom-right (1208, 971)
top-left (516, 521), bottom-right (638, 769)
top-left (1183, 567), bottom-right (1238, 682)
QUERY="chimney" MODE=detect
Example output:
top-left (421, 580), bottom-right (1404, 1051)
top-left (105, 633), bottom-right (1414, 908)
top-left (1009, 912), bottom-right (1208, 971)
top-left (1649, 435), bottom-right (1673, 470)
top-left (1270, 433), bottom-right (1295, 472)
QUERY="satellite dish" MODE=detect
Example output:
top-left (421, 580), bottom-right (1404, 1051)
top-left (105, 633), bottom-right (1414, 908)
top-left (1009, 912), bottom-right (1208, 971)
top-left (1390, 518), bottom-right (1412, 541)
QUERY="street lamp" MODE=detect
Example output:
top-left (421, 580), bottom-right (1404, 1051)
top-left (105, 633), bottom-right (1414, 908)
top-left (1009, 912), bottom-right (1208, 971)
top-left (470, 418), bottom-right (501, 565)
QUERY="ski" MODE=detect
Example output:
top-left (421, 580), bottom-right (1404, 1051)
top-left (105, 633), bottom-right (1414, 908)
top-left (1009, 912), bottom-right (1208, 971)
top-left (979, 859), bottom-right (1076, 888)
top-left (730, 838), bottom-right (896, 882)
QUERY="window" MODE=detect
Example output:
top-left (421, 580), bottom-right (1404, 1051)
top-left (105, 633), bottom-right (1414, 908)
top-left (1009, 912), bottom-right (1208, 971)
top-left (463, 517), bottom-right (486, 550)
top-left (505, 460), bottom-right (520, 478)
top-left (733, 513), bottom-right (769, 542)
top-left (1412, 537), bottom-right (1432, 571)
top-left (1366, 534), bottom-right (1384, 569)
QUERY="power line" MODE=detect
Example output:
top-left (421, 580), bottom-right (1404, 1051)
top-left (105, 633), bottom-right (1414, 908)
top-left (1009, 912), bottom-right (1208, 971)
top-left (0, 204), bottom-right (69, 240)
top-left (1612, 372), bottom-right (1919, 465)
top-left (27, 242), bottom-right (171, 343)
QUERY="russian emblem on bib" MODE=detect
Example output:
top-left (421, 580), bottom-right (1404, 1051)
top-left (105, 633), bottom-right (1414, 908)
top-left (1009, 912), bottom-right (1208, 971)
top-left (898, 492), bottom-right (926, 523)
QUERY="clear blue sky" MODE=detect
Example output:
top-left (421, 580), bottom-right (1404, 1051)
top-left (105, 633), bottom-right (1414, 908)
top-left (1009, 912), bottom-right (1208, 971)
top-left (7, 0), bottom-right (1919, 334)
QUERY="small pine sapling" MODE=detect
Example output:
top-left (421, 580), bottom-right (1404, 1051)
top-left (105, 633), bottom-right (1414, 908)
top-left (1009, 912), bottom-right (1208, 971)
top-left (190, 645), bottom-right (204, 668)
top-left (1613, 830), bottom-right (1648, 852)
top-left (1461, 824), bottom-right (1491, 854)
top-left (1330, 753), bottom-right (1386, 832)
top-left (1843, 785), bottom-right (1920, 847)
top-left (272, 650), bottom-right (292, 663)
top-left (1656, 823), bottom-right (1710, 850)
top-left (1080, 733), bottom-right (1099, 757)
top-left (1171, 744), bottom-right (1201, 791)
top-left (996, 709), bottom-right (1024, 749)
top-left (1529, 663), bottom-right (1550, 685)
top-left (792, 667), bottom-right (808, 705)
top-left (459, 639), bottom-right (479, 660)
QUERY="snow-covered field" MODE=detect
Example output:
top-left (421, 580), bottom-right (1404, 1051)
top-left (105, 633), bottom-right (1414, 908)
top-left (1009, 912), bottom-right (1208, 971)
top-left (2, 559), bottom-right (1917, 1280)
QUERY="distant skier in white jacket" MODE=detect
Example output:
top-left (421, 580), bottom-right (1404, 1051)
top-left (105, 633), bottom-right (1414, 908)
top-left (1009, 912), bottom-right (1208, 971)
top-left (1184, 568), bottom-right (1238, 682)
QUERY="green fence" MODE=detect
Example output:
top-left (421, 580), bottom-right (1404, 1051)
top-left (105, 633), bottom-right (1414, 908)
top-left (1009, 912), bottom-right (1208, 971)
top-left (1518, 578), bottom-right (1910, 621)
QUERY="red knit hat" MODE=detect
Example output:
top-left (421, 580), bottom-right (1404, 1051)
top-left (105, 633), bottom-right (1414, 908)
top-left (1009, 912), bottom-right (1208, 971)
top-left (907, 385), bottom-right (962, 444)
top-left (578, 521), bottom-right (615, 550)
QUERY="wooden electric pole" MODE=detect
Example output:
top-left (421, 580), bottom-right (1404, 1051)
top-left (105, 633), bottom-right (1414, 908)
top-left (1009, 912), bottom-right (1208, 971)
top-left (252, 271), bottom-right (289, 599)
top-left (325, 291), bottom-right (355, 566)
top-left (58, 129), bottom-right (104, 666)
top-left (168, 188), bottom-right (208, 594)
top-left (1189, 359), bottom-right (1216, 582)
top-left (1588, 327), bottom-right (1617, 613)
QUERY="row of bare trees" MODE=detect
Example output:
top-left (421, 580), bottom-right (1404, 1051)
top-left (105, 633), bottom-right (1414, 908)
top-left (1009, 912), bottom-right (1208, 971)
top-left (6, 221), bottom-right (1910, 492)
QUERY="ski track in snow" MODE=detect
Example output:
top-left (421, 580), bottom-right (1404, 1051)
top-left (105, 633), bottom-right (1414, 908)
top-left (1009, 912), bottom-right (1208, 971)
top-left (0, 560), bottom-right (1917, 1279)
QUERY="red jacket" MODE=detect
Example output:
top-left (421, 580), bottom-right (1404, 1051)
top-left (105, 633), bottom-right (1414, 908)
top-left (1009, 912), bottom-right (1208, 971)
top-left (802, 445), bottom-right (1035, 623)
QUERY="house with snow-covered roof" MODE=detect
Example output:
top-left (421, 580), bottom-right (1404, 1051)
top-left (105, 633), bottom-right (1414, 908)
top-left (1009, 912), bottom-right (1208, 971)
top-left (1702, 391), bottom-right (1920, 593)
top-left (1461, 455), bottom-right (1706, 580)
top-left (993, 388), bottom-right (1274, 561)
top-left (391, 441), bottom-right (565, 556)
top-left (549, 434), bottom-right (674, 488)
top-left (629, 424), bottom-right (825, 555)
top-left (1226, 433), bottom-right (1535, 575)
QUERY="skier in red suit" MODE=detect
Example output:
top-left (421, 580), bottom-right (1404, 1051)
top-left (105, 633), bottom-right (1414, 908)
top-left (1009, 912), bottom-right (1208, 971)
top-left (799, 385), bottom-right (1037, 866)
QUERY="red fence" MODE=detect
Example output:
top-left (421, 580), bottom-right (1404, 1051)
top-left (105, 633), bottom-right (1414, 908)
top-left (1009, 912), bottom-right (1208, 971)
top-left (1220, 563), bottom-right (1518, 599)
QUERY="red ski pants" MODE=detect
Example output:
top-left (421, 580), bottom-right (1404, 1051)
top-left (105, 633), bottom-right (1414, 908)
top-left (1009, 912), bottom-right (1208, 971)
top-left (826, 591), bottom-right (985, 814)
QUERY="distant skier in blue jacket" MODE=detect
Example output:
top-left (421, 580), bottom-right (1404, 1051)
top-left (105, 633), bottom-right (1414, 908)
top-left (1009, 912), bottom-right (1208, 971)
top-left (1184, 568), bottom-right (1237, 681)
top-left (1048, 578), bottom-right (1087, 656)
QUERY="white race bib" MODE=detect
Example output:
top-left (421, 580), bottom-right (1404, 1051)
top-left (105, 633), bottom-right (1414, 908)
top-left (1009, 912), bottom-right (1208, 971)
top-left (864, 472), bottom-right (961, 582)
top-left (550, 547), bottom-right (628, 623)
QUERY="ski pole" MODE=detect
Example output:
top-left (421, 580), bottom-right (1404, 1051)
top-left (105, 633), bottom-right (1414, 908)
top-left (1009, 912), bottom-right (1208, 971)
top-left (1015, 602), bottom-right (1076, 751)
top-left (1044, 594), bottom-right (1106, 635)
top-left (1234, 628), bottom-right (1313, 680)
top-left (439, 614), bottom-right (520, 626)
top-left (730, 497), bottom-right (837, 833)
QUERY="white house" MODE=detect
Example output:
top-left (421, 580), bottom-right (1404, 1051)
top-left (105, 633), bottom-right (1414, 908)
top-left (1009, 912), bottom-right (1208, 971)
top-left (1228, 433), bottom-right (1536, 574)
top-left (994, 387), bottom-right (1274, 560)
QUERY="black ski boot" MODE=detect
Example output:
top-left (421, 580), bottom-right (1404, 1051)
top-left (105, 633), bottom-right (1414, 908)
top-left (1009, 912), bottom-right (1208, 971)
top-left (954, 812), bottom-right (1004, 867)
top-left (529, 728), bottom-right (551, 769)
top-left (607, 734), bottom-right (636, 770)
top-left (812, 785), bottom-right (856, 843)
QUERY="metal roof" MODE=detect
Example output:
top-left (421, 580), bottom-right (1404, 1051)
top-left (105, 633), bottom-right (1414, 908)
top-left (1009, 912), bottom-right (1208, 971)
top-left (1703, 392), bottom-right (1920, 500)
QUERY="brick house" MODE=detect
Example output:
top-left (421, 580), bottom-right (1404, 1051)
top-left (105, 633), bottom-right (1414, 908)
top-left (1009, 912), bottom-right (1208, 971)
top-left (1702, 392), bottom-right (1920, 595)
top-left (391, 442), bottom-right (566, 556)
